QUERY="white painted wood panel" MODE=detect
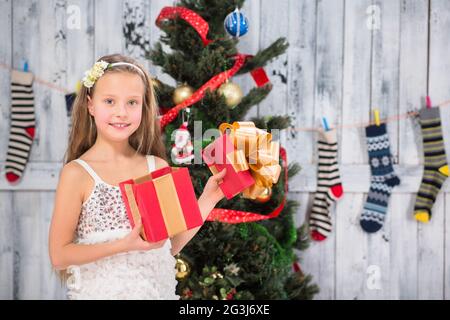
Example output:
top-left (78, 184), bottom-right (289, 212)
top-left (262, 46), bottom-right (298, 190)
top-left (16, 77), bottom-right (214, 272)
top-left (0, 0), bottom-right (13, 300)
top-left (236, 0), bottom-right (260, 120)
top-left (259, 0), bottom-right (288, 148)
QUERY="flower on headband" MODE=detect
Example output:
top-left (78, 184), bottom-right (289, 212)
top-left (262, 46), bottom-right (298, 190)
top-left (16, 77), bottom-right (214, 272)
top-left (82, 60), bottom-right (110, 89)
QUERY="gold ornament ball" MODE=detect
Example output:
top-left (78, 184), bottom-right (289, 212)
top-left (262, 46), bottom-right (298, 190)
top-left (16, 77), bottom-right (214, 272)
top-left (173, 84), bottom-right (194, 105)
top-left (255, 187), bottom-right (272, 203)
top-left (175, 258), bottom-right (191, 280)
top-left (218, 82), bottom-right (243, 109)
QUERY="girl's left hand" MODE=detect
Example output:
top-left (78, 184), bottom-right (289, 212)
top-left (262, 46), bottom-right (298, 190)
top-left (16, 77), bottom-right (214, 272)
top-left (200, 168), bottom-right (227, 205)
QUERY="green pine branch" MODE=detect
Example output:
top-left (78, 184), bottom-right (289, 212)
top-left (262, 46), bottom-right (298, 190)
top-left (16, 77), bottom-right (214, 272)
top-left (238, 38), bottom-right (289, 74)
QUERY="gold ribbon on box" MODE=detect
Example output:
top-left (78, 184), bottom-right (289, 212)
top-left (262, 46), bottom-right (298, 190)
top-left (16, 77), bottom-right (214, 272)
top-left (153, 173), bottom-right (187, 237)
top-left (215, 121), bottom-right (282, 199)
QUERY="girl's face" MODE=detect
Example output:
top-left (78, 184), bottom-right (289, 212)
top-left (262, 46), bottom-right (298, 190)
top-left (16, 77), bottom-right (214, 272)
top-left (87, 72), bottom-right (145, 142)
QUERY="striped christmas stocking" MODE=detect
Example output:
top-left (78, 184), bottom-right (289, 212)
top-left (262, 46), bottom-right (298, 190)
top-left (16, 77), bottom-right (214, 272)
top-left (309, 129), bottom-right (344, 241)
top-left (414, 106), bottom-right (449, 223)
top-left (5, 70), bottom-right (35, 183)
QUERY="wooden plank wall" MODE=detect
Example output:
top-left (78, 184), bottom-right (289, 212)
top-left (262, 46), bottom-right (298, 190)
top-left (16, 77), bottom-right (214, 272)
top-left (0, 0), bottom-right (449, 299)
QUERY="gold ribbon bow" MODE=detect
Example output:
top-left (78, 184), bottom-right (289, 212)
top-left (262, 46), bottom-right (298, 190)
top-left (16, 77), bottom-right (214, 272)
top-left (218, 121), bottom-right (281, 199)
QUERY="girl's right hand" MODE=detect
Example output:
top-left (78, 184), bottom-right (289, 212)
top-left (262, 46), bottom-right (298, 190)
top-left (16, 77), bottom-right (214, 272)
top-left (119, 222), bottom-right (166, 252)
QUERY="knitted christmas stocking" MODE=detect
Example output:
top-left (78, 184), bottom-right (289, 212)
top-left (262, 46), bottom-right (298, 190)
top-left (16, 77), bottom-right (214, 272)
top-left (414, 106), bottom-right (449, 223)
top-left (309, 129), bottom-right (344, 241)
top-left (360, 123), bottom-right (400, 233)
top-left (5, 70), bottom-right (35, 183)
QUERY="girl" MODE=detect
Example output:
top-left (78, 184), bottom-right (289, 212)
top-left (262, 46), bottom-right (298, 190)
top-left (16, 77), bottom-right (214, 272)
top-left (48, 54), bottom-right (226, 300)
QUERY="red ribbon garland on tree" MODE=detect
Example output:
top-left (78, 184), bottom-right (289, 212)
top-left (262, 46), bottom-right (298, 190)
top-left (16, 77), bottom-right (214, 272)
top-left (159, 54), bottom-right (247, 129)
top-left (206, 147), bottom-right (289, 223)
top-left (155, 6), bottom-right (270, 130)
top-left (156, 6), bottom-right (213, 46)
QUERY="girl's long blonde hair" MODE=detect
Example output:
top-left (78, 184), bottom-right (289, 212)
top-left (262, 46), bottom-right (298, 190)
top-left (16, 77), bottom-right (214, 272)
top-left (64, 54), bottom-right (167, 163)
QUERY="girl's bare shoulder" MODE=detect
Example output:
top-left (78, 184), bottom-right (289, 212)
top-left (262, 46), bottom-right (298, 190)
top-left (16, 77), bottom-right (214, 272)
top-left (60, 160), bottom-right (88, 181)
top-left (58, 160), bottom-right (91, 203)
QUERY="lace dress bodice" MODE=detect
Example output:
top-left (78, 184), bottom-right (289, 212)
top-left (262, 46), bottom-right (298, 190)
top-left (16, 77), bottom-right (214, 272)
top-left (66, 156), bottom-right (179, 300)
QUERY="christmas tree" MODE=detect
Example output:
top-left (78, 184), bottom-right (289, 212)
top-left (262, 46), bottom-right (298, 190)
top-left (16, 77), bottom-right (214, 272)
top-left (125, 0), bottom-right (318, 300)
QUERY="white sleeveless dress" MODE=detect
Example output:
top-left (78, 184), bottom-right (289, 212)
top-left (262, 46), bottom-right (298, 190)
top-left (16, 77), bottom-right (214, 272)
top-left (66, 155), bottom-right (179, 300)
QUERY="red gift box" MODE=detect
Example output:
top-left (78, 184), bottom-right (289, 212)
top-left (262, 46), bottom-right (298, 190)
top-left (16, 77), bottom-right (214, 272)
top-left (119, 166), bottom-right (203, 242)
top-left (202, 134), bottom-right (255, 200)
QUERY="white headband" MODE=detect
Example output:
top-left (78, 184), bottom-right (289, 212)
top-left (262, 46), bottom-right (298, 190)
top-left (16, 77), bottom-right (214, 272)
top-left (109, 62), bottom-right (146, 77)
top-left (82, 60), bottom-right (146, 89)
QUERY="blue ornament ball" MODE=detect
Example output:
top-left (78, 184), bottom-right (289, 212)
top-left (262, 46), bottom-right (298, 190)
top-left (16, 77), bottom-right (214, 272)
top-left (224, 8), bottom-right (249, 37)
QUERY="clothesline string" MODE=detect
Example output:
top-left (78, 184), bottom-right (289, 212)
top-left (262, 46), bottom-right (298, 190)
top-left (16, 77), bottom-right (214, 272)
top-left (287, 99), bottom-right (450, 133)
top-left (2, 62), bottom-right (450, 132)
top-left (0, 62), bottom-right (71, 94)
